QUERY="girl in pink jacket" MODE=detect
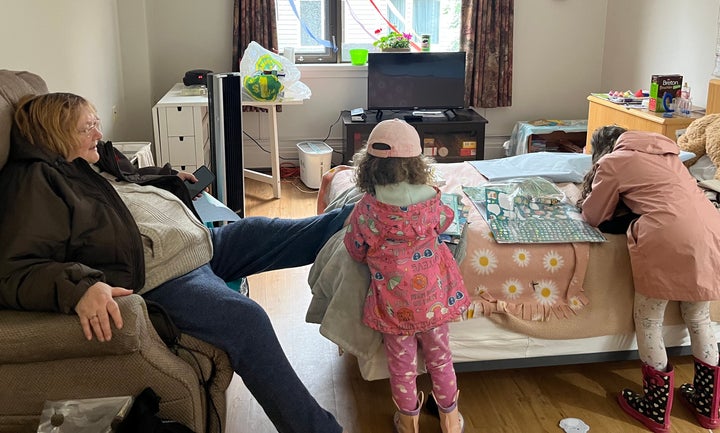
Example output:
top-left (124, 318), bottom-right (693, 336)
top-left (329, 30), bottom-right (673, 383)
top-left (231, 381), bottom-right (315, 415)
top-left (344, 119), bottom-right (469, 433)
top-left (580, 126), bottom-right (720, 433)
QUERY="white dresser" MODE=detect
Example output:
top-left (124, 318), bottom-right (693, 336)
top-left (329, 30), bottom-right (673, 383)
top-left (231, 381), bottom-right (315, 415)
top-left (151, 83), bottom-right (209, 172)
top-left (152, 81), bottom-right (304, 199)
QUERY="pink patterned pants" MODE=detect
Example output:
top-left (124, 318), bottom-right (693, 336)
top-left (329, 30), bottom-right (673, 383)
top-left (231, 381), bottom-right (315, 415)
top-left (383, 323), bottom-right (458, 412)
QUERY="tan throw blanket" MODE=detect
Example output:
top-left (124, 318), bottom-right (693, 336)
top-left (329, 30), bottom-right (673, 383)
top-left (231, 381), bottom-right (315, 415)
top-left (308, 162), bottom-right (720, 359)
top-left (320, 163), bottom-right (592, 320)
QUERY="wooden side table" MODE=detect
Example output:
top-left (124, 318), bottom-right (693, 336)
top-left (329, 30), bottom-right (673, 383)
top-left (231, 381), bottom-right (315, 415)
top-left (707, 79), bottom-right (720, 114)
top-left (585, 94), bottom-right (703, 153)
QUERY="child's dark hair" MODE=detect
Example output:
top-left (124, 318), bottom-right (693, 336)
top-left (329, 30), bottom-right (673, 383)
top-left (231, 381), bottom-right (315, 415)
top-left (352, 147), bottom-right (434, 195)
top-left (577, 125), bottom-right (627, 209)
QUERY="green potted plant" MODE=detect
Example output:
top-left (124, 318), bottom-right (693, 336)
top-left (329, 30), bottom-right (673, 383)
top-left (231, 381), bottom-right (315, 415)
top-left (373, 29), bottom-right (412, 51)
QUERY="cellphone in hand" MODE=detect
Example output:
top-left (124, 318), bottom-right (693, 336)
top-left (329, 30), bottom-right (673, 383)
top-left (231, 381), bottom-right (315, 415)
top-left (185, 165), bottom-right (215, 197)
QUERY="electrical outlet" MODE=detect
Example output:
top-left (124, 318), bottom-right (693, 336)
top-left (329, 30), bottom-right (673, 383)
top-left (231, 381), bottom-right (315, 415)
top-left (112, 105), bottom-right (118, 121)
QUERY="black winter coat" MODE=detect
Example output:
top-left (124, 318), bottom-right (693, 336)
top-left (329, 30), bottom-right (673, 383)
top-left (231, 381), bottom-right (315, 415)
top-left (0, 133), bottom-right (191, 314)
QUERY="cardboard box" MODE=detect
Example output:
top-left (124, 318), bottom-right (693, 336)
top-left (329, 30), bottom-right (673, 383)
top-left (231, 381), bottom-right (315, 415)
top-left (649, 74), bottom-right (683, 112)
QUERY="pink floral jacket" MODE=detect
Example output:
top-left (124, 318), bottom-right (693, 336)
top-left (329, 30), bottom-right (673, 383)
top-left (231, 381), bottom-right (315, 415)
top-left (343, 189), bottom-right (469, 335)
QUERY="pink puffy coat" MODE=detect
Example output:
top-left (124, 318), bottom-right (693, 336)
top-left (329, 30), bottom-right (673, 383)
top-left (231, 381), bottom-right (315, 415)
top-left (582, 131), bottom-right (720, 301)
top-left (344, 189), bottom-right (469, 335)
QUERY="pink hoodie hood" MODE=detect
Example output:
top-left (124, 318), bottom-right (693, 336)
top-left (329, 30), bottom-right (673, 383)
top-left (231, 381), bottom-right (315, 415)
top-left (614, 130), bottom-right (679, 156)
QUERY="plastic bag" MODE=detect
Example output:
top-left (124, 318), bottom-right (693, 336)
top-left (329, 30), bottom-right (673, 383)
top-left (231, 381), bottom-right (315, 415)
top-left (239, 41), bottom-right (311, 102)
top-left (470, 177), bottom-right (566, 206)
top-left (478, 177), bottom-right (567, 221)
top-left (36, 396), bottom-right (133, 433)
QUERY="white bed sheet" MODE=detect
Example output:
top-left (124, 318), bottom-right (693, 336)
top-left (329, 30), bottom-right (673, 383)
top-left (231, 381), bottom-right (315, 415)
top-left (356, 317), bottom-right (720, 381)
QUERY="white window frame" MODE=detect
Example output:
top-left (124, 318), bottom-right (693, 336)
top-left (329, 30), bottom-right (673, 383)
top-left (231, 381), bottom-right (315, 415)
top-left (276, 0), bottom-right (461, 64)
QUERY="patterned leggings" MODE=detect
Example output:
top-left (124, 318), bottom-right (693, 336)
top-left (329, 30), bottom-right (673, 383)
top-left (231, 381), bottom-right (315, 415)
top-left (634, 292), bottom-right (719, 371)
top-left (383, 323), bottom-right (458, 413)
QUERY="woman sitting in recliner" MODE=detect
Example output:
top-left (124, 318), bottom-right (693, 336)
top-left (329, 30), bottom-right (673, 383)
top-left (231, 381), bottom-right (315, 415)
top-left (0, 92), bottom-right (351, 433)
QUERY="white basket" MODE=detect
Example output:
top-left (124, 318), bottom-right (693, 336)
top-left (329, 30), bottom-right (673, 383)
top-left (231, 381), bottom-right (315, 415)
top-left (114, 142), bottom-right (154, 168)
top-left (297, 141), bottom-right (332, 189)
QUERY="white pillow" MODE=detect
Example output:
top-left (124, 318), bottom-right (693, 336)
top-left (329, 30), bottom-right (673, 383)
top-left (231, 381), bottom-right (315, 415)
top-left (469, 151), bottom-right (698, 183)
top-left (468, 152), bottom-right (592, 183)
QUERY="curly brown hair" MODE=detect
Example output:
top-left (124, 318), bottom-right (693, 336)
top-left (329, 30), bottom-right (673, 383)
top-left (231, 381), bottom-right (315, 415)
top-left (576, 125), bottom-right (627, 209)
top-left (352, 147), bottom-right (435, 195)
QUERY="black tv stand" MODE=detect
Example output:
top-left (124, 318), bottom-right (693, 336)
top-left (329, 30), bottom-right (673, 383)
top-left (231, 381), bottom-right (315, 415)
top-left (341, 108), bottom-right (488, 164)
top-left (403, 115), bottom-right (423, 123)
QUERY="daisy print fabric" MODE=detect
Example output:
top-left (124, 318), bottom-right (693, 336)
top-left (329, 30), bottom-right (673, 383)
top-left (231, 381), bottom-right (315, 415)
top-left (324, 162), bottom-right (592, 322)
top-left (437, 163), bottom-right (591, 322)
top-left (462, 224), bottom-right (589, 321)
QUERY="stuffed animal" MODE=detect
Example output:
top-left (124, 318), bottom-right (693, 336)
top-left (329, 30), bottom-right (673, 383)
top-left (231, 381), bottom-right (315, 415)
top-left (677, 113), bottom-right (720, 179)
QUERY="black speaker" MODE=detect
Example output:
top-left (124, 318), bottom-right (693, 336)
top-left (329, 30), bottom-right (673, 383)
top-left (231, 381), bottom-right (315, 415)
top-left (183, 69), bottom-right (213, 86)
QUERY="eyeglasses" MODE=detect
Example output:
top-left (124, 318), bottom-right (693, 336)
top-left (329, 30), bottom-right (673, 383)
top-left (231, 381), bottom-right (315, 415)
top-left (78, 117), bottom-right (102, 137)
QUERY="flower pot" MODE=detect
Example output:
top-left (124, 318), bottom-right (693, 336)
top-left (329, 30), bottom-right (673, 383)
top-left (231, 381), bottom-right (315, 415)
top-left (349, 48), bottom-right (368, 65)
top-left (381, 47), bottom-right (411, 52)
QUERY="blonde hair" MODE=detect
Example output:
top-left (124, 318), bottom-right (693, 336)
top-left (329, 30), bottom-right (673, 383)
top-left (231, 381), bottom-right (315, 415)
top-left (352, 147), bottom-right (434, 195)
top-left (14, 92), bottom-right (97, 159)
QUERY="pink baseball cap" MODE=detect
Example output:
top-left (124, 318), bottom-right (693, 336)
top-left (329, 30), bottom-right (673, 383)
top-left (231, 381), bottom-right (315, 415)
top-left (366, 119), bottom-right (421, 158)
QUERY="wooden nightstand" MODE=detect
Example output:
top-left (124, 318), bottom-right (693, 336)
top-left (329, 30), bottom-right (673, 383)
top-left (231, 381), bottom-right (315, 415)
top-left (585, 94), bottom-right (703, 153)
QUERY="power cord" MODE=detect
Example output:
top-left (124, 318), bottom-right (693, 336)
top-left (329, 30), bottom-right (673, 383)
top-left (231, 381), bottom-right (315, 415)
top-left (243, 130), bottom-right (295, 161)
top-left (241, 113), bottom-right (344, 189)
top-left (243, 112), bottom-right (345, 160)
top-left (279, 162), bottom-right (318, 194)
top-left (321, 113), bottom-right (345, 157)
top-left (279, 162), bottom-right (300, 179)
top-left (244, 130), bottom-right (305, 183)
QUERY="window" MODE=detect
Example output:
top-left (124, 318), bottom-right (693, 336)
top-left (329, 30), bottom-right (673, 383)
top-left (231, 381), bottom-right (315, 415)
top-left (276, 0), bottom-right (462, 64)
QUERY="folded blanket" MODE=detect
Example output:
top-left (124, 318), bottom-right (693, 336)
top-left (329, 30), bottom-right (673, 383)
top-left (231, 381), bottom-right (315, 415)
top-left (306, 228), bottom-right (381, 360)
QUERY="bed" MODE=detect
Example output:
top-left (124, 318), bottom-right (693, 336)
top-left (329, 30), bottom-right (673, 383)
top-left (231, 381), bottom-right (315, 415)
top-left (305, 153), bottom-right (720, 381)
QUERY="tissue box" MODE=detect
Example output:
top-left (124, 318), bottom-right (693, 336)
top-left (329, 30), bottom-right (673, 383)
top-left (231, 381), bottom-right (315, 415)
top-left (649, 74), bottom-right (683, 112)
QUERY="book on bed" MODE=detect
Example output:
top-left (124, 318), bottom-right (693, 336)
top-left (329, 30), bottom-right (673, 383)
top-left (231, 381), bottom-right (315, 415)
top-left (462, 179), bottom-right (606, 244)
top-left (486, 199), bottom-right (606, 243)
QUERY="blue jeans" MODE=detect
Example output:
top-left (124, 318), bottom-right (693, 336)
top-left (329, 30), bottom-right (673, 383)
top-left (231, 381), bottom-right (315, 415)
top-left (144, 205), bottom-right (352, 433)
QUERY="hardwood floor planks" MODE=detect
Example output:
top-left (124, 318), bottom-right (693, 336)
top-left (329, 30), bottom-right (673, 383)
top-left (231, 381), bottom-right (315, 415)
top-left (225, 177), bottom-right (706, 433)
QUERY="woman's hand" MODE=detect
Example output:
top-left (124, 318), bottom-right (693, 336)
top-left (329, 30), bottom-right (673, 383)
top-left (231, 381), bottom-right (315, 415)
top-left (176, 171), bottom-right (197, 183)
top-left (75, 282), bottom-right (133, 342)
top-left (176, 171), bottom-right (205, 199)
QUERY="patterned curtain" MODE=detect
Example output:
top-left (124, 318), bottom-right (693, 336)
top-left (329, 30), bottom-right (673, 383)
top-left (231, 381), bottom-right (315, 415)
top-left (232, 0), bottom-right (278, 112)
top-left (461, 0), bottom-right (514, 108)
top-left (232, 0), bottom-right (278, 72)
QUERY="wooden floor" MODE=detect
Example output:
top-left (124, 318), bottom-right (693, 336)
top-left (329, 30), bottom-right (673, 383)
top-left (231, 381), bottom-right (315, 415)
top-left (226, 177), bottom-right (709, 433)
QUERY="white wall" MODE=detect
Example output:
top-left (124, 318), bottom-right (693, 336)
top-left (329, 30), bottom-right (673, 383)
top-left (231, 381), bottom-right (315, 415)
top-left (0, 0), bottom-right (124, 139)
top-left (3, 0), bottom-right (719, 165)
top-left (116, 0), bottom-right (154, 142)
top-left (602, 0), bottom-right (718, 108)
top-left (143, 0), bottom-right (234, 104)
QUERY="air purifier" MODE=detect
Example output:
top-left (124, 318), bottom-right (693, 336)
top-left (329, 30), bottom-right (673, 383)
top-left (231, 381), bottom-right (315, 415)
top-left (208, 72), bottom-right (245, 217)
top-left (297, 141), bottom-right (332, 189)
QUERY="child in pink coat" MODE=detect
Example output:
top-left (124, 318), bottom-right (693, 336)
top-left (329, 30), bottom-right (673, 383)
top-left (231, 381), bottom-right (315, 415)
top-left (343, 119), bottom-right (469, 433)
top-left (580, 126), bottom-right (720, 433)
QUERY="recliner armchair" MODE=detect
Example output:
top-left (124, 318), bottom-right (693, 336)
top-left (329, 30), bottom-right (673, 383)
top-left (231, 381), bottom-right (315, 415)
top-left (0, 70), bottom-right (233, 433)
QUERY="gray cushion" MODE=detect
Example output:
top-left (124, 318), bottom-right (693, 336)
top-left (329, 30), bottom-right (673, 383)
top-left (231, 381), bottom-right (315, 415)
top-left (0, 70), bottom-right (48, 170)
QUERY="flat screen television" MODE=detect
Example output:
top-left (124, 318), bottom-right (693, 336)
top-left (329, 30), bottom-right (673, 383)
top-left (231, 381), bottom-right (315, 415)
top-left (367, 52), bottom-right (466, 112)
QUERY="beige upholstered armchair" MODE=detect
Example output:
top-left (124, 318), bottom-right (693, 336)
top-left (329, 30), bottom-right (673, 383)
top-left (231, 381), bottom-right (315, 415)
top-left (0, 70), bottom-right (233, 433)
